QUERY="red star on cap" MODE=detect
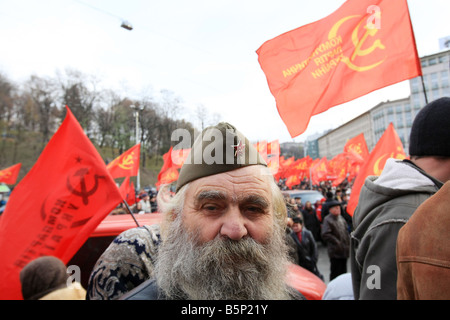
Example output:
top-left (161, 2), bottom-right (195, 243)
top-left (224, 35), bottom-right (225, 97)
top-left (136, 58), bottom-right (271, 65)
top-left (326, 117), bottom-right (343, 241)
top-left (232, 140), bottom-right (245, 157)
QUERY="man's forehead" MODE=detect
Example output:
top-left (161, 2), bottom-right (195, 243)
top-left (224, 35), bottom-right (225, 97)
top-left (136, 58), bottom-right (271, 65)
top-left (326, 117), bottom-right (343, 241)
top-left (192, 187), bottom-right (270, 202)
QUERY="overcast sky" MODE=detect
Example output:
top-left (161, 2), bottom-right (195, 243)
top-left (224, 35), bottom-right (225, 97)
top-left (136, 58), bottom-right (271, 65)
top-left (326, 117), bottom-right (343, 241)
top-left (1, 0), bottom-right (449, 143)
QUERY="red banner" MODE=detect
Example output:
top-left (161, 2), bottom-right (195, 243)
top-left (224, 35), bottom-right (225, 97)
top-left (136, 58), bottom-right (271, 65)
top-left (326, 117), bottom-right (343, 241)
top-left (119, 176), bottom-right (136, 206)
top-left (310, 157), bottom-right (329, 185)
top-left (347, 123), bottom-right (406, 216)
top-left (344, 133), bottom-right (369, 162)
top-left (0, 163), bottom-right (21, 185)
top-left (156, 146), bottom-right (180, 187)
top-left (0, 107), bottom-right (123, 299)
top-left (106, 144), bottom-right (140, 178)
top-left (257, 0), bottom-right (421, 137)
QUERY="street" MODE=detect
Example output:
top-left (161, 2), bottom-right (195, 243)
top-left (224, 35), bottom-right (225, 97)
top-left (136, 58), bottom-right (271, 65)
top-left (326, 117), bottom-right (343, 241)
top-left (316, 242), bottom-right (351, 285)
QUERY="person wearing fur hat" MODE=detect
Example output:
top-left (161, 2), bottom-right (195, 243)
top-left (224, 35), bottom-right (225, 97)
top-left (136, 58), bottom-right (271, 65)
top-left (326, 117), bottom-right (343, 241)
top-left (121, 122), bottom-right (304, 300)
top-left (351, 97), bottom-right (450, 300)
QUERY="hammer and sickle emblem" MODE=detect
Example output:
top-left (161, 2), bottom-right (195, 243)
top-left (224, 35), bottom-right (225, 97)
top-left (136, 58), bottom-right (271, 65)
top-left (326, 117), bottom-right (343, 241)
top-left (118, 153), bottom-right (135, 170)
top-left (329, 13), bottom-right (385, 72)
top-left (373, 151), bottom-right (406, 175)
top-left (0, 171), bottom-right (11, 178)
top-left (66, 168), bottom-right (106, 205)
top-left (373, 154), bottom-right (389, 176)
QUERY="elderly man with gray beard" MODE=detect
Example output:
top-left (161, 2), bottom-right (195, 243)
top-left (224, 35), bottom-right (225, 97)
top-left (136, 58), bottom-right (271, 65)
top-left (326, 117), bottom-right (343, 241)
top-left (121, 122), bottom-right (304, 300)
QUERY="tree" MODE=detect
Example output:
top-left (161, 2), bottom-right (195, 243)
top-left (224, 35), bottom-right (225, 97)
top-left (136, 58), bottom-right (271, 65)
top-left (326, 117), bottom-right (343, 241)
top-left (58, 69), bottom-right (101, 137)
top-left (24, 75), bottom-right (60, 148)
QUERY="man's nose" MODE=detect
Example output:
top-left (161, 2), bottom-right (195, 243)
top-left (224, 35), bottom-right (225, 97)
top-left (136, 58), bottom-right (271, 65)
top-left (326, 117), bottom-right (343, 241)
top-left (220, 206), bottom-right (248, 240)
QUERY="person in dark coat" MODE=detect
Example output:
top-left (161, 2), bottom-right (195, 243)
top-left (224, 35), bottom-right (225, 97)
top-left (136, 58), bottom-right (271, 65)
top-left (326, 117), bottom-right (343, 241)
top-left (321, 200), bottom-right (350, 282)
top-left (289, 217), bottom-right (323, 280)
top-left (301, 200), bottom-right (321, 242)
top-left (320, 191), bottom-right (335, 221)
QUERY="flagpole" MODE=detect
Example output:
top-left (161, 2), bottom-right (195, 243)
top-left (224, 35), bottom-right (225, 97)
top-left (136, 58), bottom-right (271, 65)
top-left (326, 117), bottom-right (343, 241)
top-left (122, 200), bottom-right (141, 227)
top-left (420, 75), bottom-right (429, 104)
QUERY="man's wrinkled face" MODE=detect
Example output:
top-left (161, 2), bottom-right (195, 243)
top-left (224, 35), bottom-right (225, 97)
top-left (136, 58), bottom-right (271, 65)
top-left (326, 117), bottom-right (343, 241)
top-left (182, 165), bottom-right (275, 244)
top-left (153, 166), bottom-right (292, 300)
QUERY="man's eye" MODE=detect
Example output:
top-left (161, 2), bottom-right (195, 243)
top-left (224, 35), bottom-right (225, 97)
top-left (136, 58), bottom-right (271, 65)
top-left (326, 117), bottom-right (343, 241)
top-left (202, 204), bottom-right (221, 212)
top-left (245, 206), bottom-right (264, 214)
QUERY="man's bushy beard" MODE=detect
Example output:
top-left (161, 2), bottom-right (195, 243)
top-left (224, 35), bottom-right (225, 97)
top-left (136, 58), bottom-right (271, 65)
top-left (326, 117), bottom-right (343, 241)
top-left (154, 214), bottom-right (292, 300)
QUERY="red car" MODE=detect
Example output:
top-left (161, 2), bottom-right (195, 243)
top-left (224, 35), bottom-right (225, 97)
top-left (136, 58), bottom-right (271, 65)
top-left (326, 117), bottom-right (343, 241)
top-left (69, 213), bottom-right (326, 300)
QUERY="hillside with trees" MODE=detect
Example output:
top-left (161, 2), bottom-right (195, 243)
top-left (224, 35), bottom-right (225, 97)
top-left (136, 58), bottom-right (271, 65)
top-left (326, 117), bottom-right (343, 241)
top-left (0, 68), bottom-right (197, 188)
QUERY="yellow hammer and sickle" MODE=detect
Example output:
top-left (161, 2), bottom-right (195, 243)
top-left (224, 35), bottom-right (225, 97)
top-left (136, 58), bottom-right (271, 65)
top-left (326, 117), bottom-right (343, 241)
top-left (373, 154), bottom-right (388, 176)
top-left (118, 153), bottom-right (135, 170)
top-left (373, 152), bottom-right (406, 175)
top-left (328, 14), bottom-right (385, 72)
top-left (0, 171), bottom-right (11, 178)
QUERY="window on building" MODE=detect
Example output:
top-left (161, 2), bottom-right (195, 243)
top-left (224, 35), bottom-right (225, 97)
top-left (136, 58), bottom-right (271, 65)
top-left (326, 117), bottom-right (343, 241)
top-left (441, 70), bottom-right (449, 88)
top-left (410, 77), bottom-right (420, 93)
top-left (432, 88), bottom-right (440, 100)
top-left (443, 86), bottom-right (450, 96)
top-left (405, 112), bottom-right (412, 127)
top-left (387, 113), bottom-right (394, 126)
top-left (422, 74), bottom-right (429, 90)
top-left (431, 72), bottom-right (439, 89)
top-left (396, 113), bottom-right (404, 128)
top-left (412, 94), bottom-right (422, 109)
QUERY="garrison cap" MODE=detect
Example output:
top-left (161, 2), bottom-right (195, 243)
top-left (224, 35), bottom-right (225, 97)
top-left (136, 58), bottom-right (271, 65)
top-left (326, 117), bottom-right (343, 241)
top-left (175, 122), bottom-right (267, 193)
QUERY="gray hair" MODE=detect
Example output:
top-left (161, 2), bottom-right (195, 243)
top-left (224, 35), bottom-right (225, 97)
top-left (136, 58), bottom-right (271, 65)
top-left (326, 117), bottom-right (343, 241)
top-left (156, 165), bottom-right (287, 239)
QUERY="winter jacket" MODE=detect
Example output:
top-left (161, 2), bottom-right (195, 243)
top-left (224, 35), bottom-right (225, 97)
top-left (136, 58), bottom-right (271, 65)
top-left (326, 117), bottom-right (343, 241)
top-left (289, 228), bottom-right (322, 278)
top-left (321, 214), bottom-right (350, 259)
top-left (396, 181), bottom-right (450, 300)
top-left (350, 159), bottom-right (442, 300)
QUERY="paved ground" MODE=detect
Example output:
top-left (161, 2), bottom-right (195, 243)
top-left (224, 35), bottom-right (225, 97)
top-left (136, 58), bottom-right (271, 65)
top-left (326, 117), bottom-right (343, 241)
top-left (316, 241), bottom-right (351, 285)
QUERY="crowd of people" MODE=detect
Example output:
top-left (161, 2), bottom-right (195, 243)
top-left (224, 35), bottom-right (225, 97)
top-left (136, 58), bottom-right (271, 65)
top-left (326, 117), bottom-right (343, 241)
top-left (283, 186), bottom-right (352, 284)
top-left (16, 97), bottom-right (450, 301)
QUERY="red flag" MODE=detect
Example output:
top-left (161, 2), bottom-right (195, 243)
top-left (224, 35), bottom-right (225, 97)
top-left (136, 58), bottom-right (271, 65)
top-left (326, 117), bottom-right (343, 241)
top-left (156, 147), bottom-right (180, 187)
top-left (347, 123), bottom-right (406, 216)
top-left (119, 176), bottom-right (136, 206)
top-left (278, 156), bottom-right (295, 180)
top-left (156, 166), bottom-right (179, 187)
top-left (106, 144), bottom-right (140, 178)
top-left (255, 140), bottom-right (280, 176)
top-left (343, 133), bottom-right (370, 182)
top-left (266, 140), bottom-right (280, 175)
top-left (311, 157), bottom-right (329, 185)
top-left (0, 163), bottom-right (21, 185)
top-left (171, 148), bottom-right (191, 169)
top-left (257, 0), bottom-right (421, 137)
top-left (0, 107), bottom-right (123, 299)
top-left (344, 133), bottom-right (369, 162)
top-left (285, 174), bottom-right (300, 189)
